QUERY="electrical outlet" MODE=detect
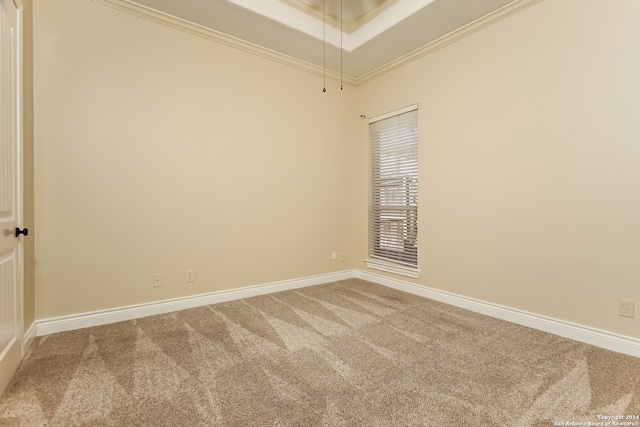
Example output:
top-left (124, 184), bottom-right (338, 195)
top-left (153, 273), bottom-right (163, 288)
top-left (619, 299), bottom-right (635, 318)
top-left (186, 269), bottom-right (195, 283)
top-left (339, 252), bottom-right (345, 262)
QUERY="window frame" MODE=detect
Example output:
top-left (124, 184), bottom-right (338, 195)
top-left (366, 104), bottom-right (420, 279)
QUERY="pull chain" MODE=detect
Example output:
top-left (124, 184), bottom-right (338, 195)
top-left (340, 0), bottom-right (343, 91)
top-left (322, 0), bottom-right (326, 93)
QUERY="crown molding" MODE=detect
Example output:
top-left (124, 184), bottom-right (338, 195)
top-left (91, 0), bottom-right (357, 85)
top-left (92, 0), bottom-right (542, 86)
top-left (230, 0), bottom-right (437, 51)
top-left (355, 0), bottom-right (543, 84)
top-left (279, 0), bottom-right (402, 35)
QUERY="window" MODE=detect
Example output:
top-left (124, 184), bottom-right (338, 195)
top-left (367, 105), bottom-right (419, 278)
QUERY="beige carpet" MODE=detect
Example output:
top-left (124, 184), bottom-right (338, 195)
top-left (1, 279), bottom-right (639, 426)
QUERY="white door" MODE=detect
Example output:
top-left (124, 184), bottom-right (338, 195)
top-left (0, 0), bottom-right (23, 396)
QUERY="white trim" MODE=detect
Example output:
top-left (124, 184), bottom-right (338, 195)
top-left (23, 322), bottom-right (35, 351)
top-left (225, 0), bottom-right (342, 48)
top-left (16, 2), bottom-right (25, 360)
top-left (355, 270), bottom-right (640, 358)
top-left (355, 0), bottom-right (543, 83)
top-left (348, 0), bottom-right (436, 51)
top-left (91, 0), bottom-right (541, 84)
top-left (226, 0), bottom-right (437, 52)
top-left (36, 270), bottom-right (356, 336)
top-left (33, 269), bottom-right (640, 358)
top-left (368, 103), bottom-right (418, 124)
top-left (91, 0), bottom-right (355, 85)
top-left (365, 258), bottom-right (419, 278)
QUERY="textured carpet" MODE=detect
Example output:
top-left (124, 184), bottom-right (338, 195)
top-left (1, 279), bottom-right (639, 426)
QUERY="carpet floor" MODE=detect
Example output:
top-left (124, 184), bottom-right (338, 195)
top-left (1, 279), bottom-right (639, 426)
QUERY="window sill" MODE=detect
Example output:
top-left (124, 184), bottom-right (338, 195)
top-left (365, 258), bottom-right (420, 279)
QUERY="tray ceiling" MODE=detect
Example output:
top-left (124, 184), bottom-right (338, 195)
top-left (122, 0), bottom-right (535, 81)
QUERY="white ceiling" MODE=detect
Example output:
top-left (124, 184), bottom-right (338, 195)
top-left (279, 0), bottom-right (402, 33)
top-left (124, 0), bottom-right (526, 81)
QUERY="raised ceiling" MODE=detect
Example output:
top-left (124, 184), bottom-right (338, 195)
top-left (279, 0), bottom-right (402, 33)
top-left (119, 0), bottom-right (537, 82)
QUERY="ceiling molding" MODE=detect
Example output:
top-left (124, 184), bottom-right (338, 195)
top-left (225, 0), bottom-right (438, 52)
top-left (92, 0), bottom-right (356, 85)
top-left (355, 0), bottom-right (544, 84)
top-left (279, 0), bottom-right (402, 34)
top-left (346, 0), bottom-right (436, 51)
top-left (92, 0), bottom-right (543, 87)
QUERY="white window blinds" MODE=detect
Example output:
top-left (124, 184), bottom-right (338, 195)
top-left (368, 105), bottom-right (418, 272)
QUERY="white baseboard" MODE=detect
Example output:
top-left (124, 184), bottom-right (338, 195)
top-left (33, 268), bottom-right (640, 358)
top-left (36, 270), bottom-right (357, 337)
top-left (355, 270), bottom-right (640, 358)
top-left (23, 322), bottom-right (36, 353)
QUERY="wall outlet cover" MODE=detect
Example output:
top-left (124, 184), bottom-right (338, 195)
top-left (619, 299), bottom-right (635, 318)
top-left (186, 269), bottom-right (195, 283)
top-left (153, 274), bottom-right (163, 288)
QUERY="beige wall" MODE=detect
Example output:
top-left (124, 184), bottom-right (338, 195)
top-left (33, 0), bottom-right (357, 318)
top-left (33, 0), bottom-right (640, 339)
top-left (355, 0), bottom-right (640, 338)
